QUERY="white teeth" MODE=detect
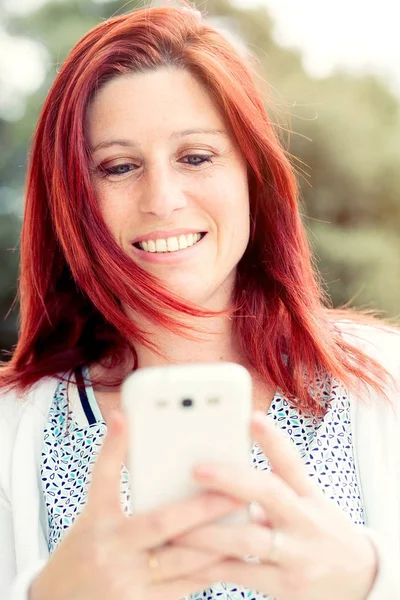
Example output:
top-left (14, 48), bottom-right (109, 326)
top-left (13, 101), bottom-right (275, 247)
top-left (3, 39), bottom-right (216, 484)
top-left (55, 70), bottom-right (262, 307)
top-left (155, 239), bottom-right (167, 252)
top-left (178, 234), bottom-right (188, 249)
top-left (138, 233), bottom-right (203, 253)
top-left (167, 237), bottom-right (179, 251)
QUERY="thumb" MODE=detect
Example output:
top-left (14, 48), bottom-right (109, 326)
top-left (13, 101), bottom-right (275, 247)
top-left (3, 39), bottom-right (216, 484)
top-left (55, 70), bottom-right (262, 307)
top-left (87, 410), bottom-right (128, 518)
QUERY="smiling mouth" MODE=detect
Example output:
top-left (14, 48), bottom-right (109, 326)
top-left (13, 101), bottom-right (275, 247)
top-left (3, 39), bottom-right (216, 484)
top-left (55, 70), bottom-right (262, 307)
top-left (133, 232), bottom-right (207, 253)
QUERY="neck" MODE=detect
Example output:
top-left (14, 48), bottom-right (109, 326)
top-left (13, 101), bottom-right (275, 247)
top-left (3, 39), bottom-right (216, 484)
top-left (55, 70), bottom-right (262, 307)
top-left (90, 314), bottom-right (250, 391)
top-left (135, 314), bottom-right (246, 369)
top-left (90, 313), bottom-right (276, 411)
top-left (129, 274), bottom-right (246, 369)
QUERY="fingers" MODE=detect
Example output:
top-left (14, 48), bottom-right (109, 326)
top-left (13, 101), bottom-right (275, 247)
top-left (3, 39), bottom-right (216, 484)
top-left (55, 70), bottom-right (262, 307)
top-left (193, 463), bottom-right (299, 527)
top-left (145, 545), bottom-right (222, 584)
top-left (174, 522), bottom-right (301, 566)
top-left (87, 410), bottom-right (127, 518)
top-left (189, 411), bottom-right (321, 528)
top-left (129, 492), bottom-right (244, 549)
top-left (251, 412), bottom-right (320, 498)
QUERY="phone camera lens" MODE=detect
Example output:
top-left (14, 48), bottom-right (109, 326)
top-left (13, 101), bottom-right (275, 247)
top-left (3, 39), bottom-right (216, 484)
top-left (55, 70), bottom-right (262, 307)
top-left (182, 398), bottom-right (193, 408)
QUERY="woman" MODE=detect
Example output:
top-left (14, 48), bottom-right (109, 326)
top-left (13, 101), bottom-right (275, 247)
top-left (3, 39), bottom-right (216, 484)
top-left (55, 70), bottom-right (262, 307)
top-left (0, 3), bottom-right (399, 599)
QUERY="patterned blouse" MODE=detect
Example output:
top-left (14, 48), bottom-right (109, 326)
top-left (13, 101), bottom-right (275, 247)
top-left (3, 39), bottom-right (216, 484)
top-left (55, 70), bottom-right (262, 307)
top-left (41, 368), bottom-right (365, 600)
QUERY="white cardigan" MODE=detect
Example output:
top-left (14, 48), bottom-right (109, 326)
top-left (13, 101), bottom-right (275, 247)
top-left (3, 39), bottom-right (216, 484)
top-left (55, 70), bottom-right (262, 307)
top-left (1, 322), bottom-right (400, 599)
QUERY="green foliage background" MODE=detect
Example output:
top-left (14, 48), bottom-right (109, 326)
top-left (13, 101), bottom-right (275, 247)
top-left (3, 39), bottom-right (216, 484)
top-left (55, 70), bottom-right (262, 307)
top-left (1, 0), bottom-right (400, 354)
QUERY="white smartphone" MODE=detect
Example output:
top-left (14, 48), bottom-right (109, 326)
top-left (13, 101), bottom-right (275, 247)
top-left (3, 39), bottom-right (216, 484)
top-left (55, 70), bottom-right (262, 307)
top-left (121, 362), bottom-right (252, 521)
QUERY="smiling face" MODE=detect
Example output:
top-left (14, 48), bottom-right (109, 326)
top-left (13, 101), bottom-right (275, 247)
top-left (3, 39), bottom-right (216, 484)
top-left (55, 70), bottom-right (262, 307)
top-left (87, 68), bottom-right (250, 308)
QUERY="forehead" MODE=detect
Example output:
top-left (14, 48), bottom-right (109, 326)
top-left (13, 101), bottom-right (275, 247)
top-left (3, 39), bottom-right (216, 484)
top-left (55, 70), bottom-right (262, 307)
top-left (86, 68), bottom-right (227, 144)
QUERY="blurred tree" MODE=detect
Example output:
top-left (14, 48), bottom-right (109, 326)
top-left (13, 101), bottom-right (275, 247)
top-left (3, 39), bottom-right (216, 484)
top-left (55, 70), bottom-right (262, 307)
top-left (1, 0), bottom-right (400, 356)
top-left (0, 213), bottom-right (20, 352)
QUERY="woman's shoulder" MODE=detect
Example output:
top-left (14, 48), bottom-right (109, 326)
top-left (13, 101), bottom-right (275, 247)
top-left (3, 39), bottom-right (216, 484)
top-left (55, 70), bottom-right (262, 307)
top-left (0, 375), bottom-right (62, 500)
top-left (334, 319), bottom-right (400, 436)
top-left (0, 375), bottom-right (61, 474)
top-left (334, 318), bottom-right (400, 374)
top-left (0, 375), bottom-right (61, 421)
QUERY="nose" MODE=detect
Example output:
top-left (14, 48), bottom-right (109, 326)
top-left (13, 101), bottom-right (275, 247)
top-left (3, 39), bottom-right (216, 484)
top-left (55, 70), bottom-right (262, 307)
top-left (138, 161), bottom-right (187, 219)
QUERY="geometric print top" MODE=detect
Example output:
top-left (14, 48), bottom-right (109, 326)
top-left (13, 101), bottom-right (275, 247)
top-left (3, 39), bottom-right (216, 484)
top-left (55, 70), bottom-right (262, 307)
top-left (40, 368), bottom-right (365, 600)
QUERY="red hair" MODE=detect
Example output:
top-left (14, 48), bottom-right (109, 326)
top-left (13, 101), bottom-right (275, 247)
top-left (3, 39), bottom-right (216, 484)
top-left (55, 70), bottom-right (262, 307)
top-left (0, 3), bottom-right (392, 412)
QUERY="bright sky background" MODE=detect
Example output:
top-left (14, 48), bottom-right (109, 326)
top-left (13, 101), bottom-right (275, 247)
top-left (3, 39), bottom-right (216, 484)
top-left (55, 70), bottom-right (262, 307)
top-left (1, 0), bottom-right (400, 120)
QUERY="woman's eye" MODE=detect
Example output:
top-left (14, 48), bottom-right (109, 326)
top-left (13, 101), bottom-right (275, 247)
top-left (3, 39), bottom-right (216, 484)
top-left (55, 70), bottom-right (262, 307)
top-left (97, 154), bottom-right (213, 179)
top-left (181, 154), bottom-right (213, 166)
top-left (103, 163), bottom-right (135, 175)
top-left (100, 163), bottom-right (136, 177)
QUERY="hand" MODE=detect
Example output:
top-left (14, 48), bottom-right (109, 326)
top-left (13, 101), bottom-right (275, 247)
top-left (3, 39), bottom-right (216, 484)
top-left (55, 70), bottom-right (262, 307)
top-left (174, 411), bottom-right (378, 600)
top-left (29, 411), bottom-right (242, 600)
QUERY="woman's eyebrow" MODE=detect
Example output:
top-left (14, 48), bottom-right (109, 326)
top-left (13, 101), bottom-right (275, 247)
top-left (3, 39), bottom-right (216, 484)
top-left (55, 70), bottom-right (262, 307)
top-left (90, 128), bottom-right (228, 153)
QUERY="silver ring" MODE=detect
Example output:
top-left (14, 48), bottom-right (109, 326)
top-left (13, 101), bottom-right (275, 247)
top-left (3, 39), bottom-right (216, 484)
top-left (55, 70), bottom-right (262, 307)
top-left (267, 529), bottom-right (285, 564)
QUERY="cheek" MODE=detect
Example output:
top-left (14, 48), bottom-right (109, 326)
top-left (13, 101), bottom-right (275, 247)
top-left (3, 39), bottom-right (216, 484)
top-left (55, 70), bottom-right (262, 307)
top-left (216, 178), bottom-right (250, 240)
top-left (95, 185), bottom-right (132, 237)
top-left (208, 168), bottom-right (248, 212)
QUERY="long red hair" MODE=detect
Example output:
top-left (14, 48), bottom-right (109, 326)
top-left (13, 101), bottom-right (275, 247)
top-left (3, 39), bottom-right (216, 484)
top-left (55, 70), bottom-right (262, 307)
top-left (0, 3), bottom-right (392, 412)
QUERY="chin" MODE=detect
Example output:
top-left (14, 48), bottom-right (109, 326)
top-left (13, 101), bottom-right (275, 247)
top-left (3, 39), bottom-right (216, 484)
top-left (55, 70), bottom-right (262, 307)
top-left (159, 265), bottom-right (236, 309)
top-left (164, 283), bottom-right (209, 306)
top-left (156, 272), bottom-right (213, 303)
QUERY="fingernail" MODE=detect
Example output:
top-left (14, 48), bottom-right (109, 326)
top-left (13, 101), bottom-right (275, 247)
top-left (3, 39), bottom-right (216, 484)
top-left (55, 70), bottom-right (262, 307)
top-left (249, 501), bottom-right (268, 523)
top-left (193, 465), bottom-right (216, 480)
top-left (251, 411), bottom-right (267, 432)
